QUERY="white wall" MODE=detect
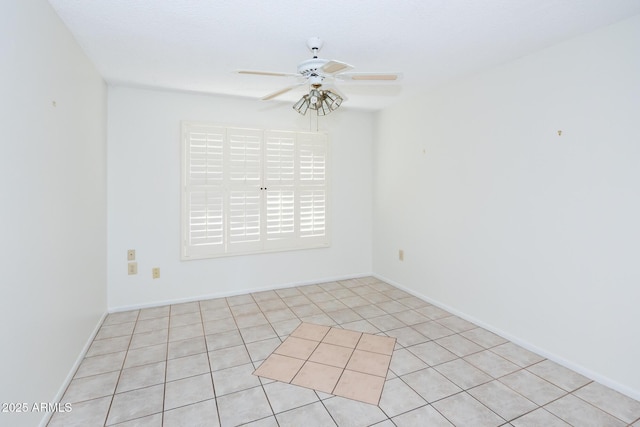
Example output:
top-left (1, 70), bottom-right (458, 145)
top-left (107, 87), bottom-right (373, 309)
top-left (0, 1), bottom-right (108, 426)
top-left (373, 15), bottom-right (640, 399)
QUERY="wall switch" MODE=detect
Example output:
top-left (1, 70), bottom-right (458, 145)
top-left (399, 249), bottom-right (404, 261)
top-left (128, 262), bottom-right (138, 275)
top-left (152, 267), bottom-right (160, 279)
top-left (127, 249), bottom-right (136, 261)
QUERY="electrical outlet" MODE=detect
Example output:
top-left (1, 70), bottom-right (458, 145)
top-left (128, 262), bottom-right (138, 275)
top-left (399, 249), bottom-right (404, 261)
top-left (127, 249), bottom-right (136, 261)
top-left (152, 267), bottom-right (160, 279)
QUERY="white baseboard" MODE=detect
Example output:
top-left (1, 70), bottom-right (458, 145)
top-left (373, 273), bottom-right (640, 402)
top-left (39, 311), bottom-right (108, 427)
top-left (108, 272), bottom-right (372, 313)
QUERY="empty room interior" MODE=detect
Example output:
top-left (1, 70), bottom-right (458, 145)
top-left (2, 1), bottom-right (640, 426)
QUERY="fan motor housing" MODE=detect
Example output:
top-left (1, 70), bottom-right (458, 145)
top-left (297, 58), bottom-right (329, 76)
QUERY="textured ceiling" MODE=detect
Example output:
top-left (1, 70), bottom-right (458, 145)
top-left (48, 0), bottom-right (640, 111)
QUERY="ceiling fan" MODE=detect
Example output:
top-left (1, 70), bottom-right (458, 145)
top-left (237, 37), bottom-right (401, 115)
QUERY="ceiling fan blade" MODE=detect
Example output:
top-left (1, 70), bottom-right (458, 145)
top-left (337, 72), bottom-right (402, 81)
top-left (321, 60), bottom-right (353, 75)
top-left (237, 70), bottom-right (299, 77)
top-left (261, 82), bottom-right (306, 100)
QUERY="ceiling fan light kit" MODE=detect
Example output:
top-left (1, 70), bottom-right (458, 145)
top-left (237, 37), bottom-right (400, 116)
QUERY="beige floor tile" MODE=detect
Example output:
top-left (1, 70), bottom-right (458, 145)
top-left (263, 381), bottom-right (320, 413)
top-left (340, 319), bottom-right (381, 334)
top-left (460, 327), bottom-right (508, 348)
top-left (212, 363), bottom-right (261, 396)
top-left (75, 351), bottom-right (126, 378)
top-left (226, 293), bottom-right (255, 306)
top-left (499, 369), bottom-right (566, 406)
top-left (253, 353), bottom-right (305, 382)
top-left (291, 361), bottom-right (342, 394)
top-left (323, 396), bottom-right (388, 427)
top-left (545, 394), bottom-right (626, 427)
top-left (367, 314), bottom-right (406, 331)
top-left (217, 386), bottom-right (272, 426)
top-left (432, 392), bottom-right (505, 426)
top-left (263, 307), bottom-right (297, 323)
top-left (246, 337), bottom-right (282, 361)
top-left (388, 348), bottom-right (427, 376)
top-left (170, 301), bottom-right (200, 315)
top-left (377, 377), bottom-right (427, 417)
top-left (169, 311), bottom-right (202, 327)
top-left (166, 353), bottom-right (210, 381)
top-left (464, 349), bottom-right (521, 378)
top-left (491, 342), bottom-right (545, 367)
top-left (229, 302), bottom-right (261, 316)
top-left (138, 306), bottom-right (170, 320)
top-left (234, 312), bottom-right (269, 328)
top-left (208, 344), bottom-right (250, 371)
top-left (106, 384), bottom-right (164, 425)
top-left (205, 329), bottom-right (243, 351)
top-left (167, 336), bottom-right (207, 359)
top-left (104, 311), bottom-right (140, 325)
top-left (96, 322), bottom-right (135, 340)
top-left (322, 327), bottom-right (362, 348)
top-left (355, 334), bottom-right (395, 355)
top-left (392, 404), bottom-right (454, 427)
top-left (527, 359), bottom-right (591, 392)
top-left (406, 341), bottom-right (457, 366)
top-left (168, 323), bottom-right (204, 342)
top-left (63, 371), bottom-right (120, 403)
top-left (434, 358), bottom-right (493, 390)
top-left (468, 380), bottom-right (537, 421)
top-left (435, 334), bottom-right (484, 357)
top-left (164, 373), bottom-right (214, 410)
top-left (123, 343), bottom-right (166, 369)
top-left (116, 361), bottom-right (165, 393)
top-left (202, 317), bottom-right (237, 335)
top-left (129, 329), bottom-right (168, 350)
top-left (163, 399), bottom-right (219, 427)
top-left (308, 342), bottom-right (354, 368)
top-left (239, 324), bottom-right (278, 343)
top-left (48, 396), bottom-right (112, 427)
top-left (346, 349), bottom-right (391, 377)
top-left (274, 336), bottom-right (320, 359)
top-left (86, 335), bottom-right (131, 357)
top-left (275, 401), bottom-right (337, 427)
top-left (134, 316), bottom-right (169, 334)
top-left (573, 381), bottom-right (640, 423)
top-left (511, 408), bottom-right (571, 427)
top-left (400, 368), bottom-right (462, 403)
top-left (290, 322), bottom-right (331, 341)
top-left (333, 370), bottom-right (386, 405)
top-left (270, 318), bottom-right (302, 336)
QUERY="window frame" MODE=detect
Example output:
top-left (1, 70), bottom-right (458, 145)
top-left (181, 122), bottom-right (331, 260)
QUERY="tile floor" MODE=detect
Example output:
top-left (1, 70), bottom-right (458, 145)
top-left (48, 277), bottom-right (640, 427)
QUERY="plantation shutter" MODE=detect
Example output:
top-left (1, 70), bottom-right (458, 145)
top-left (227, 128), bottom-right (263, 253)
top-left (182, 124), bottom-right (225, 258)
top-left (182, 123), bottom-right (329, 259)
top-left (299, 132), bottom-right (328, 244)
top-left (264, 130), bottom-right (296, 249)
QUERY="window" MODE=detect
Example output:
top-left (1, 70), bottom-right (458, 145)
top-left (181, 123), bottom-right (330, 259)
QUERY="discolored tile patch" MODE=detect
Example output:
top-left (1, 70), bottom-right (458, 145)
top-left (253, 322), bottom-right (395, 405)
